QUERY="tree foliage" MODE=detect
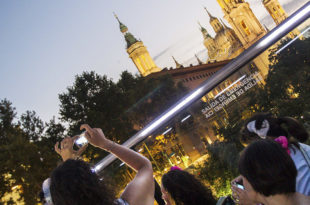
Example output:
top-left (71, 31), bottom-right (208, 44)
top-left (1, 70), bottom-right (187, 204)
top-left (59, 71), bottom-right (186, 161)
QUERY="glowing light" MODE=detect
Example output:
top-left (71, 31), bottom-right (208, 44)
top-left (140, 87), bottom-right (205, 137)
top-left (92, 3), bottom-right (310, 172)
top-left (181, 115), bottom-right (191, 123)
top-left (214, 75), bottom-right (246, 98)
top-left (258, 4), bottom-right (310, 48)
top-left (276, 26), bottom-right (310, 54)
top-left (119, 162), bottom-right (125, 167)
top-left (75, 133), bottom-right (88, 146)
top-left (162, 127), bottom-right (172, 135)
top-left (11, 185), bottom-right (21, 191)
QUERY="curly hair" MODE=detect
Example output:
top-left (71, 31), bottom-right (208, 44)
top-left (161, 170), bottom-right (216, 205)
top-left (50, 159), bottom-right (115, 205)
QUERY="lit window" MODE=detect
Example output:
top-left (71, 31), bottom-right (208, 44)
top-left (240, 20), bottom-right (251, 35)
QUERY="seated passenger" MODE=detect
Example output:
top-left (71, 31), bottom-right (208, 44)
top-left (161, 166), bottom-right (216, 205)
top-left (239, 113), bottom-right (310, 196)
top-left (231, 113), bottom-right (310, 205)
top-left (42, 124), bottom-right (154, 205)
top-left (233, 140), bottom-right (310, 205)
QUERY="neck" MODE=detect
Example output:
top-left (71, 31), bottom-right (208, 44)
top-left (260, 193), bottom-right (297, 205)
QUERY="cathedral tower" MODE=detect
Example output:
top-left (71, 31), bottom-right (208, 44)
top-left (199, 22), bottom-right (217, 60)
top-left (216, 0), bottom-right (266, 49)
top-left (205, 8), bottom-right (224, 33)
top-left (216, 0), bottom-right (269, 76)
top-left (115, 14), bottom-right (161, 77)
top-left (262, 0), bottom-right (300, 38)
top-left (263, 0), bottom-right (287, 25)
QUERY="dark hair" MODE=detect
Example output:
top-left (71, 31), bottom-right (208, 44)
top-left (50, 159), bottom-right (115, 205)
top-left (239, 140), bottom-right (297, 196)
top-left (161, 170), bottom-right (216, 205)
top-left (241, 113), bottom-right (308, 145)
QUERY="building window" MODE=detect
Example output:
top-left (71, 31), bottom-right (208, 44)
top-left (240, 20), bottom-right (251, 36)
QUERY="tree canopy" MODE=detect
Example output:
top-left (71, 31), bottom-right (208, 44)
top-left (0, 71), bottom-right (187, 204)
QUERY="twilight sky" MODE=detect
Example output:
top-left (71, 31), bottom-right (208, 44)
top-left (0, 0), bottom-right (307, 122)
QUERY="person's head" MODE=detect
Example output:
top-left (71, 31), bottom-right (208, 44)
top-left (161, 169), bottom-right (216, 205)
top-left (238, 140), bottom-right (297, 202)
top-left (241, 113), bottom-right (308, 145)
top-left (49, 159), bottom-right (114, 205)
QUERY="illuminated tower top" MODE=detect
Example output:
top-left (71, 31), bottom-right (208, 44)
top-left (262, 0), bottom-right (288, 25)
top-left (114, 13), bottom-right (139, 49)
top-left (217, 0), bottom-right (245, 13)
top-left (114, 13), bottom-right (161, 77)
top-left (204, 7), bottom-right (223, 33)
top-left (198, 21), bottom-right (211, 39)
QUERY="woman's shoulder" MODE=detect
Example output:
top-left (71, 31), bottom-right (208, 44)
top-left (296, 193), bottom-right (310, 205)
top-left (299, 143), bottom-right (310, 152)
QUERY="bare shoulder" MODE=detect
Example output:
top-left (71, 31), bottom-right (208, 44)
top-left (296, 193), bottom-right (310, 205)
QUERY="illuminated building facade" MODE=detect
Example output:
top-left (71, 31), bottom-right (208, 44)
top-left (113, 0), bottom-right (299, 170)
top-left (200, 9), bottom-right (244, 61)
top-left (263, 0), bottom-right (301, 38)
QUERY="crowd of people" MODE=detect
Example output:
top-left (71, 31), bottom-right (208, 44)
top-left (39, 113), bottom-right (310, 205)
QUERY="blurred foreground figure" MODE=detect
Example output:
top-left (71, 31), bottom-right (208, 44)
top-left (234, 140), bottom-right (310, 205)
top-left (42, 124), bottom-right (154, 205)
top-left (161, 167), bottom-right (216, 205)
top-left (240, 113), bottom-right (310, 195)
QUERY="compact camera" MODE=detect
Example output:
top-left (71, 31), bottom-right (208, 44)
top-left (74, 132), bottom-right (88, 147)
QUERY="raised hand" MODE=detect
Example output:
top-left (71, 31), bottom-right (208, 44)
top-left (55, 136), bottom-right (88, 161)
top-left (80, 124), bottom-right (113, 150)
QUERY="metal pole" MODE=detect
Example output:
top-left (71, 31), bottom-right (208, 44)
top-left (93, 2), bottom-right (310, 173)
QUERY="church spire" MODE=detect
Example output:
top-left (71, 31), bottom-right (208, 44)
top-left (114, 13), bottom-right (161, 76)
top-left (198, 21), bottom-right (211, 39)
top-left (204, 8), bottom-right (223, 33)
top-left (198, 21), bottom-right (207, 33)
top-left (113, 12), bottom-right (128, 33)
top-left (114, 13), bottom-right (139, 49)
top-left (204, 7), bottom-right (216, 20)
top-left (195, 54), bottom-right (203, 65)
top-left (172, 56), bottom-right (182, 68)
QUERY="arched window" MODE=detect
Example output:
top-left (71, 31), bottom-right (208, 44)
top-left (240, 20), bottom-right (251, 35)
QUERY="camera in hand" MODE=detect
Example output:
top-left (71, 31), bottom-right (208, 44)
top-left (236, 183), bottom-right (244, 190)
top-left (75, 132), bottom-right (88, 147)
